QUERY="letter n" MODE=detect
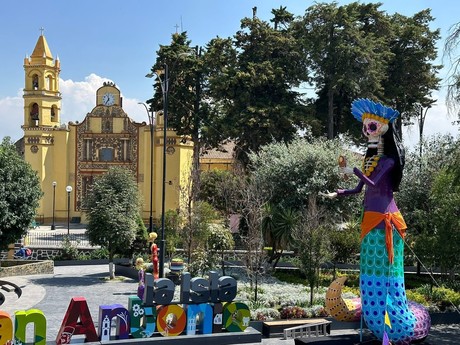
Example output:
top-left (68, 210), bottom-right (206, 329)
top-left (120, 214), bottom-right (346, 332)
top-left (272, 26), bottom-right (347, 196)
top-left (14, 309), bottom-right (46, 345)
top-left (56, 297), bottom-right (98, 344)
top-left (186, 303), bottom-right (213, 335)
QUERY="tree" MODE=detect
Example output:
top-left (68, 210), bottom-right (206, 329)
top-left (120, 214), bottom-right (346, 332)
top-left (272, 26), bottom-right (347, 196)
top-left (164, 209), bottom-right (182, 260)
top-left (329, 218), bottom-right (361, 267)
top-left (294, 3), bottom-right (440, 140)
top-left (271, 5), bottom-right (294, 31)
top-left (0, 137), bottom-right (42, 250)
top-left (176, 164), bottom-right (220, 266)
top-left (235, 173), bottom-right (270, 302)
top-left (430, 169), bottom-right (460, 278)
top-left (295, 2), bottom-right (391, 139)
top-left (248, 136), bottom-right (363, 265)
top-left (205, 222), bottom-right (235, 275)
top-left (84, 167), bottom-right (141, 279)
top-left (382, 9), bottom-right (441, 126)
top-left (148, 33), bottom-right (204, 203)
top-left (292, 196), bottom-right (334, 306)
top-left (444, 22), bottom-right (460, 112)
top-left (261, 203), bottom-right (298, 267)
top-left (198, 169), bottom-right (240, 215)
top-left (120, 214), bottom-right (148, 259)
top-left (180, 200), bottom-right (217, 267)
top-left (249, 136), bottom-right (362, 215)
top-left (206, 13), bottom-right (309, 165)
top-left (396, 134), bottom-right (457, 273)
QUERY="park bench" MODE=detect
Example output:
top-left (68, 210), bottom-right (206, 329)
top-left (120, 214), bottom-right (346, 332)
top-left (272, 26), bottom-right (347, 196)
top-left (262, 318), bottom-right (331, 338)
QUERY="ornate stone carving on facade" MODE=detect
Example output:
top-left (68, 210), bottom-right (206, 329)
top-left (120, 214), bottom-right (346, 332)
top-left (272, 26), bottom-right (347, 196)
top-left (74, 109), bottom-right (142, 211)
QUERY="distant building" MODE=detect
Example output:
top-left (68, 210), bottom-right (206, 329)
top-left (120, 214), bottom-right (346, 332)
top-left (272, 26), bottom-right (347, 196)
top-left (199, 141), bottom-right (235, 171)
top-left (20, 33), bottom-right (198, 224)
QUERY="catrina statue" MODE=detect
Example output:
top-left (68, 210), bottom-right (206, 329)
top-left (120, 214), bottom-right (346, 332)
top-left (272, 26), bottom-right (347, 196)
top-left (324, 99), bottom-right (431, 344)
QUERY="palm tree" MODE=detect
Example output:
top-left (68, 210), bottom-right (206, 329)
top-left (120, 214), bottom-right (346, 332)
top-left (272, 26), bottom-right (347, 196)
top-left (262, 203), bottom-right (299, 267)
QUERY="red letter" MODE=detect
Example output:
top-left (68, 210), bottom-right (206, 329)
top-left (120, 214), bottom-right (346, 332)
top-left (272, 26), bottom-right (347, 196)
top-left (56, 297), bottom-right (98, 344)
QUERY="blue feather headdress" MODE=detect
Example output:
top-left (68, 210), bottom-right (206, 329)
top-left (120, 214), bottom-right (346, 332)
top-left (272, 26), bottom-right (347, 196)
top-left (351, 98), bottom-right (400, 124)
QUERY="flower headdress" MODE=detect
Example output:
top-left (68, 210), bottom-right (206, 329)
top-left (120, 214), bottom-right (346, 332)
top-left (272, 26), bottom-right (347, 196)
top-left (351, 98), bottom-right (400, 124)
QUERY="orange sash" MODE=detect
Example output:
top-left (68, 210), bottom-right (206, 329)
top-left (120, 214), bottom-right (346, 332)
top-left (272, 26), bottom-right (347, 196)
top-left (361, 211), bottom-right (407, 264)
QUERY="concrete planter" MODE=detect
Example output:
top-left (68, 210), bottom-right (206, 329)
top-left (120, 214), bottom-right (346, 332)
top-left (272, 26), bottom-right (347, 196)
top-left (0, 260), bottom-right (54, 277)
top-left (115, 263), bottom-right (139, 280)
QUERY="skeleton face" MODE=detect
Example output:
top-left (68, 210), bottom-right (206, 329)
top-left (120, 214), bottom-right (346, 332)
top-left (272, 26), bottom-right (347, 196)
top-left (362, 118), bottom-right (388, 148)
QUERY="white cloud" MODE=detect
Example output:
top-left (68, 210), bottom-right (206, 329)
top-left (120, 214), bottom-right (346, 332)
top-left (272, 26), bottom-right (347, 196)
top-left (60, 74), bottom-right (112, 123)
top-left (0, 92), bottom-right (24, 142)
top-left (0, 73), bottom-right (149, 142)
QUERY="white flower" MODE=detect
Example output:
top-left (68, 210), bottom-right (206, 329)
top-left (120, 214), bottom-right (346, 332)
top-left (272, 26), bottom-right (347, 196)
top-left (132, 304), bottom-right (145, 317)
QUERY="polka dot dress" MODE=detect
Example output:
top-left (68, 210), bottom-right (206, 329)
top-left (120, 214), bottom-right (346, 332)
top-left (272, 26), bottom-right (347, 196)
top-left (360, 228), bottom-right (430, 344)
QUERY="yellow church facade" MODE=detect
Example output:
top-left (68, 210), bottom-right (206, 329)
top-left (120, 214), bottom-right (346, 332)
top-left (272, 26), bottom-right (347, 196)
top-left (21, 33), bottom-right (198, 225)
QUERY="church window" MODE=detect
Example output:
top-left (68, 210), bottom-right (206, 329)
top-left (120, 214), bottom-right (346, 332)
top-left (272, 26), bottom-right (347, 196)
top-left (51, 105), bottom-right (57, 121)
top-left (33, 74), bottom-right (39, 90)
top-left (83, 139), bottom-right (93, 161)
top-left (30, 103), bottom-right (39, 121)
top-left (100, 147), bottom-right (114, 162)
top-left (121, 139), bottom-right (130, 161)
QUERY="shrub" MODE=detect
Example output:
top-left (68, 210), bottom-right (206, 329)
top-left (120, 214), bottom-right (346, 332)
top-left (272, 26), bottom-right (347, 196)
top-left (88, 247), bottom-right (109, 259)
top-left (55, 236), bottom-right (79, 260)
top-left (251, 308), bottom-right (280, 321)
top-left (413, 284), bottom-right (460, 310)
top-left (280, 306), bottom-right (307, 319)
top-left (406, 290), bottom-right (428, 305)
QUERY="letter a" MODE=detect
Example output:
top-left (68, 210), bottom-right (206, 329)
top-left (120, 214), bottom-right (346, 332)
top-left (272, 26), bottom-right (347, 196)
top-left (56, 297), bottom-right (98, 344)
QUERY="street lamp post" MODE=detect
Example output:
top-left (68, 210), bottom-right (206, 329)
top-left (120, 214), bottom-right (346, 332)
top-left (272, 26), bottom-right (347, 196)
top-left (159, 63), bottom-right (169, 279)
top-left (138, 102), bottom-right (155, 233)
top-left (51, 181), bottom-right (57, 230)
top-left (66, 185), bottom-right (72, 235)
top-left (146, 63), bottom-right (169, 278)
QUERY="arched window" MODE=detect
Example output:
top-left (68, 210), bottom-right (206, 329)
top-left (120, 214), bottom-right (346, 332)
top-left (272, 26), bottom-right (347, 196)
top-left (32, 74), bottom-right (39, 90)
top-left (51, 105), bottom-right (56, 121)
top-left (30, 103), bottom-right (39, 120)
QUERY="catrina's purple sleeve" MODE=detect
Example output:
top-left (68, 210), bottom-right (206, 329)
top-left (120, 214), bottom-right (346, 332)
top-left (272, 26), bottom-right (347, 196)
top-left (337, 159), bottom-right (395, 196)
top-left (337, 180), bottom-right (364, 196)
top-left (353, 159), bottom-right (394, 187)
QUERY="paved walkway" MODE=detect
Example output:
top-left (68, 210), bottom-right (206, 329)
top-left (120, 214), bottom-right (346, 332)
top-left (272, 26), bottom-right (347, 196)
top-left (2, 264), bottom-right (460, 344)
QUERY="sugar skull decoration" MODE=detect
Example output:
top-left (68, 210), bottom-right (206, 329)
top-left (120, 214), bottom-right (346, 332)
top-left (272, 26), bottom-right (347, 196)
top-left (352, 98), bottom-right (400, 148)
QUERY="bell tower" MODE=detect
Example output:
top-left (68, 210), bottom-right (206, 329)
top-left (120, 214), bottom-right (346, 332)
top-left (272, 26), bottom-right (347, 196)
top-left (22, 30), bottom-right (65, 224)
top-left (23, 29), bottom-right (61, 128)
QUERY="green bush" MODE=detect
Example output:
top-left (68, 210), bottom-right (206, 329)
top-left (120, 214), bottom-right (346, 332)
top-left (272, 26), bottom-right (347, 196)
top-left (88, 248), bottom-right (109, 259)
top-left (406, 290), bottom-right (428, 305)
top-left (273, 270), bottom-right (307, 286)
top-left (431, 287), bottom-right (460, 309)
top-left (54, 236), bottom-right (79, 260)
top-left (412, 284), bottom-right (460, 310)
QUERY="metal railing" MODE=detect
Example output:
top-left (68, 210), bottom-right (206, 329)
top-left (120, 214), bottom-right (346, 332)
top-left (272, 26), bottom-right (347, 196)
top-left (25, 232), bottom-right (92, 248)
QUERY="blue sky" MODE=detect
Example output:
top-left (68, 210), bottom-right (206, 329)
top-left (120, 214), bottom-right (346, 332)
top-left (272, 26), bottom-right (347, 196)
top-left (0, 0), bottom-right (458, 147)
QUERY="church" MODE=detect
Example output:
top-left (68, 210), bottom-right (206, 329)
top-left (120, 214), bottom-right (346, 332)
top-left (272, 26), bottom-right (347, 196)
top-left (20, 33), bottom-right (232, 225)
